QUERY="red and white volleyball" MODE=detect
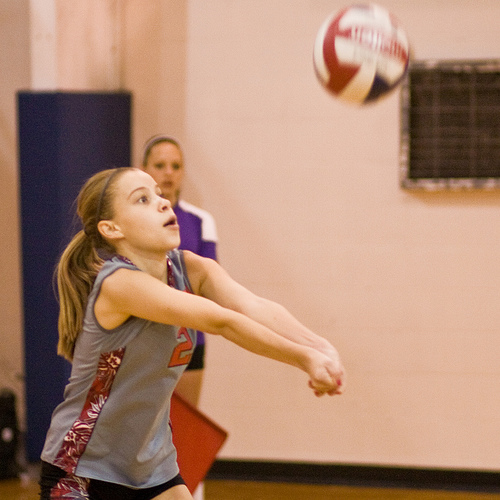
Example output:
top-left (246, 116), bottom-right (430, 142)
top-left (313, 3), bottom-right (410, 104)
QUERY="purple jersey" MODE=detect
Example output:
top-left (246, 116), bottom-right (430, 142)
top-left (174, 200), bottom-right (217, 261)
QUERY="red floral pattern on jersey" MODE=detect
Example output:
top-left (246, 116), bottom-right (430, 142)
top-left (53, 348), bottom-right (125, 474)
top-left (50, 474), bottom-right (90, 499)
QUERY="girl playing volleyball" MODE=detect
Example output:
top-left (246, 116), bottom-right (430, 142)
top-left (39, 167), bottom-right (344, 500)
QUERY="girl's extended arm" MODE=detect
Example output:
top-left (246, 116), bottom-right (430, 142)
top-left (184, 251), bottom-right (345, 393)
top-left (96, 263), bottom-right (343, 395)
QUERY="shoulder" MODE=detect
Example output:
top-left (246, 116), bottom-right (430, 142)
top-left (182, 250), bottom-right (212, 275)
top-left (101, 255), bottom-right (138, 271)
top-left (181, 250), bottom-right (219, 295)
top-left (178, 199), bottom-right (215, 221)
top-left (93, 257), bottom-right (138, 289)
top-left (178, 200), bottom-right (218, 242)
top-left (99, 256), bottom-right (139, 278)
top-left (97, 258), bottom-right (143, 294)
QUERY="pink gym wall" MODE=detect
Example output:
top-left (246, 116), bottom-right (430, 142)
top-left (1, 0), bottom-right (499, 470)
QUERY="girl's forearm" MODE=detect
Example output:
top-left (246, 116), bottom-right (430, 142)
top-left (241, 297), bottom-right (333, 352)
top-left (215, 310), bottom-right (314, 373)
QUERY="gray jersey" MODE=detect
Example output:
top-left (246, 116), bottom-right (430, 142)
top-left (41, 250), bottom-right (196, 488)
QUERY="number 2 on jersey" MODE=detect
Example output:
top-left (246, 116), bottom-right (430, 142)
top-left (168, 327), bottom-right (194, 367)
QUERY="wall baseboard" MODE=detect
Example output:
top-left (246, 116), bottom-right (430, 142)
top-left (207, 460), bottom-right (500, 493)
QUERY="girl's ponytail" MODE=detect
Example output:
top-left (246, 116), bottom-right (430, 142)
top-left (56, 230), bottom-right (102, 361)
top-left (55, 167), bottom-right (128, 361)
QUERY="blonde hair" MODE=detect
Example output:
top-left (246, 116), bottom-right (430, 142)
top-left (56, 168), bottom-right (129, 361)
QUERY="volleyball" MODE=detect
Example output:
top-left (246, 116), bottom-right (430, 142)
top-left (313, 3), bottom-right (410, 104)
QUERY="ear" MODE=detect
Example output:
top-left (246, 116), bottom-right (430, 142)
top-left (97, 220), bottom-right (124, 241)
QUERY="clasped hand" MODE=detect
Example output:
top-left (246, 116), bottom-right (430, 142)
top-left (307, 346), bottom-right (345, 397)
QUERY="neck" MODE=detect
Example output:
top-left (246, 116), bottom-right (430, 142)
top-left (115, 248), bottom-right (168, 281)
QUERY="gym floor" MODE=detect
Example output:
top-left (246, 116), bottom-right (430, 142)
top-left (1, 470), bottom-right (499, 500)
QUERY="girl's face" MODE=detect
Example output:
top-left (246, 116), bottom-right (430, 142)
top-left (142, 141), bottom-right (184, 206)
top-left (101, 168), bottom-right (180, 255)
